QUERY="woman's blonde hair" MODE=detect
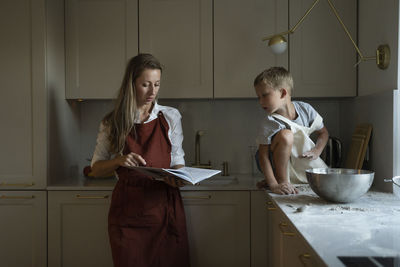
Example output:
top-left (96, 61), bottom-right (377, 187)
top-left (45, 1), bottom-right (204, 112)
top-left (253, 66), bottom-right (293, 95)
top-left (103, 53), bottom-right (162, 154)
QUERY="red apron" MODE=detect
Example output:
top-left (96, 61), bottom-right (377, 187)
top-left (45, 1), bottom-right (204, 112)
top-left (108, 111), bottom-right (190, 267)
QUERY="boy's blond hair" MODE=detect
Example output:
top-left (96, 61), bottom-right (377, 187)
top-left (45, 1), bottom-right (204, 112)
top-left (253, 67), bottom-right (294, 95)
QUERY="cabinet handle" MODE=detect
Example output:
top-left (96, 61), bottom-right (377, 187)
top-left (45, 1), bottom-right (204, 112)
top-left (278, 222), bottom-right (295, 236)
top-left (266, 201), bottom-right (277, 210)
top-left (299, 253), bottom-right (311, 266)
top-left (76, 194), bottom-right (109, 199)
top-left (182, 195), bottom-right (211, 200)
top-left (0, 182), bottom-right (35, 187)
top-left (0, 195), bottom-right (35, 199)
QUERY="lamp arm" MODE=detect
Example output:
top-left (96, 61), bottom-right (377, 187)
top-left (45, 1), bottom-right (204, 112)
top-left (326, 0), bottom-right (371, 60)
top-left (290, 0), bottom-right (320, 33)
top-left (262, 0), bottom-right (320, 41)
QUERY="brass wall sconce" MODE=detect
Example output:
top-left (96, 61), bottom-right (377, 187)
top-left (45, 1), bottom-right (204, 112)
top-left (262, 0), bottom-right (390, 70)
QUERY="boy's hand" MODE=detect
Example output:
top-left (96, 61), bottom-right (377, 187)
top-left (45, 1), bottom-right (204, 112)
top-left (270, 182), bottom-right (298, 195)
top-left (301, 149), bottom-right (320, 160)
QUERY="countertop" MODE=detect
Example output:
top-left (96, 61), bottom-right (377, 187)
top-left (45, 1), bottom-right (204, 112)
top-left (268, 185), bottom-right (400, 266)
top-left (46, 174), bottom-right (262, 191)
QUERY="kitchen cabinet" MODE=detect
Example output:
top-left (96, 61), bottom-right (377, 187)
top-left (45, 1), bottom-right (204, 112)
top-left (65, 0), bottom-right (138, 99)
top-left (281, 223), bottom-right (325, 267)
top-left (63, 0), bottom-right (357, 99)
top-left (0, 191), bottom-right (47, 267)
top-left (139, 0), bottom-right (213, 99)
top-left (182, 191), bottom-right (250, 267)
top-left (266, 196), bottom-right (283, 267)
top-left (250, 191), bottom-right (268, 267)
top-left (214, 0), bottom-right (288, 98)
top-left (47, 190), bottom-right (251, 266)
top-left (47, 191), bottom-right (113, 267)
top-left (266, 194), bottom-right (326, 267)
top-left (289, 0), bottom-right (357, 97)
top-left (0, 0), bottom-right (46, 189)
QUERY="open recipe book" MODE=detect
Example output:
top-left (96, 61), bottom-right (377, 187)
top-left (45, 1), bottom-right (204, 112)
top-left (128, 166), bottom-right (221, 185)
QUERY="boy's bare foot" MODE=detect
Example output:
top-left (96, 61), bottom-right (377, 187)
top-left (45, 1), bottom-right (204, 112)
top-left (256, 180), bottom-right (269, 189)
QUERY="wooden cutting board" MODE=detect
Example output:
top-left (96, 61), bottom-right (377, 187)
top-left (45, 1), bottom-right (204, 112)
top-left (344, 123), bottom-right (372, 169)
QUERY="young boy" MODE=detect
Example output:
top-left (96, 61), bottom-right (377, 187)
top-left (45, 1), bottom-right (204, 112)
top-left (254, 67), bottom-right (329, 195)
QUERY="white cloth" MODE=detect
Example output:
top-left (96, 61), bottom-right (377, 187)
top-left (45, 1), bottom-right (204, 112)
top-left (91, 102), bottom-right (185, 167)
top-left (272, 113), bottom-right (328, 183)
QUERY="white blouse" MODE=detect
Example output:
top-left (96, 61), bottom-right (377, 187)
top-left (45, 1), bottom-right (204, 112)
top-left (91, 102), bottom-right (185, 167)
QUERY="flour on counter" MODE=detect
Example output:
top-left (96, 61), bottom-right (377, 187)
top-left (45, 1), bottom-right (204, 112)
top-left (328, 206), bottom-right (378, 212)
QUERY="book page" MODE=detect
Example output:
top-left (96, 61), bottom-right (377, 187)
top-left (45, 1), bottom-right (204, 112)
top-left (165, 167), bottom-right (221, 184)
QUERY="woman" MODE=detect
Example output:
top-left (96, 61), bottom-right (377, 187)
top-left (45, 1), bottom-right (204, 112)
top-left (91, 53), bottom-right (190, 267)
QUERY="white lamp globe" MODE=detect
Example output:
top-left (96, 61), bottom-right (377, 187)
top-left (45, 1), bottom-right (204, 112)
top-left (268, 35), bottom-right (287, 54)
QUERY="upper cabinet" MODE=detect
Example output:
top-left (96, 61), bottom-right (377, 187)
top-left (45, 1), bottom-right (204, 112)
top-left (64, 0), bottom-right (357, 99)
top-left (65, 0), bottom-right (138, 99)
top-left (289, 0), bottom-right (357, 97)
top-left (139, 0), bottom-right (213, 99)
top-left (0, 0), bottom-right (47, 189)
top-left (214, 0), bottom-right (288, 98)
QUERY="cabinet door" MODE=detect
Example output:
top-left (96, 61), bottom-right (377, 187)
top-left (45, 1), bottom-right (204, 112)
top-left (65, 0), bottom-right (138, 99)
top-left (139, 0), bottom-right (213, 98)
top-left (250, 191), bottom-right (268, 267)
top-left (182, 191), bottom-right (250, 267)
top-left (281, 220), bottom-right (326, 267)
top-left (214, 0), bottom-right (288, 98)
top-left (0, 191), bottom-right (47, 267)
top-left (289, 0), bottom-right (357, 97)
top-left (0, 0), bottom-right (46, 189)
top-left (266, 195), bottom-right (284, 267)
top-left (48, 191), bottom-right (113, 267)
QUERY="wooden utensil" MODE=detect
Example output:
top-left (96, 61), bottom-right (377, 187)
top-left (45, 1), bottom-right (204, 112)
top-left (344, 123), bottom-right (372, 169)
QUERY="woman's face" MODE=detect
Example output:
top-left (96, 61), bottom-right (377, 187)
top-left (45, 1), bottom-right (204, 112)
top-left (135, 68), bottom-right (161, 106)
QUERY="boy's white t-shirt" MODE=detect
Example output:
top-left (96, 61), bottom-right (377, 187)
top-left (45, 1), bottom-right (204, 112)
top-left (256, 101), bottom-right (324, 145)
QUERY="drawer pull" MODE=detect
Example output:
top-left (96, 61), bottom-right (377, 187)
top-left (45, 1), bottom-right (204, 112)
top-left (0, 195), bottom-right (35, 199)
top-left (278, 222), bottom-right (295, 236)
top-left (76, 194), bottom-right (109, 199)
top-left (0, 182), bottom-right (35, 187)
top-left (299, 253), bottom-right (311, 266)
top-left (182, 195), bottom-right (211, 200)
top-left (266, 201), bottom-right (277, 210)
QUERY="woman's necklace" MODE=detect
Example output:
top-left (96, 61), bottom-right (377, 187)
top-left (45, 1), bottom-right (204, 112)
top-left (138, 103), bottom-right (153, 123)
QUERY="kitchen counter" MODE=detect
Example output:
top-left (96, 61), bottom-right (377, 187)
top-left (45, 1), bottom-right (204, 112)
top-left (47, 174), bottom-right (262, 191)
top-left (268, 185), bottom-right (400, 266)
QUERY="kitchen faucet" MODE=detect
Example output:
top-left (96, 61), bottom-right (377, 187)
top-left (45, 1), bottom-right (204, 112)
top-left (192, 130), bottom-right (212, 169)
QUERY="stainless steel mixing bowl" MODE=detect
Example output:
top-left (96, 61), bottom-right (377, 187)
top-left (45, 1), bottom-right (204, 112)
top-left (305, 168), bottom-right (375, 203)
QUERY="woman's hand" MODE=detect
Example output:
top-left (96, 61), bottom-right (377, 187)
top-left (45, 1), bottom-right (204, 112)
top-left (163, 176), bottom-right (186, 188)
top-left (270, 182), bottom-right (298, 195)
top-left (115, 152), bottom-right (147, 167)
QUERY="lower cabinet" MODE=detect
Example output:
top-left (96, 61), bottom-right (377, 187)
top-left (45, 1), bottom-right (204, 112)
top-left (0, 191), bottom-right (47, 267)
top-left (48, 191), bottom-right (113, 267)
top-left (250, 191), bottom-right (268, 267)
top-left (266, 195), bottom-right (326, 267)
top-left (47, 190), bottom-right (253, 267)
top-left (182, 191), bottom-right (251, 267)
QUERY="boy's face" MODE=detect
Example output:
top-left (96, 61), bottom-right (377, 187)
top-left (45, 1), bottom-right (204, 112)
top-left (255, 83), bottom-right (284, 114)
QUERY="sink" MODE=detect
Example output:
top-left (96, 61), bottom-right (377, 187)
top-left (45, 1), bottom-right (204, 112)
top-left (198, 175), bottom-right (237, 186)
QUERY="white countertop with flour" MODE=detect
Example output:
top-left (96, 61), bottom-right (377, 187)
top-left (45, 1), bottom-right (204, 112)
top-left (268, 185), bottom-right (400, 266)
